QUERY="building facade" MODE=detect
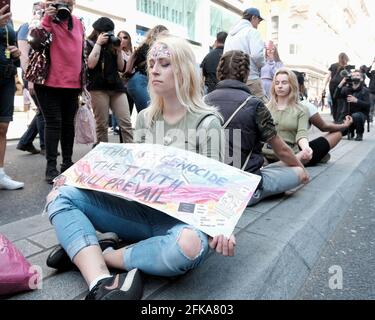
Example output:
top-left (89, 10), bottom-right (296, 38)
top-left (12, 0), bottom-right (374, 100)
top-left (262, 0), bottom-right (375, 99)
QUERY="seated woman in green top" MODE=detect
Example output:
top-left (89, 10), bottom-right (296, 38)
top-left (262, 68), bottom-right (313, 163)
top-left (44, 35), bottom-right (235, 300)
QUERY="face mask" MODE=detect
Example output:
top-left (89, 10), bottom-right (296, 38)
top-left (352, 79), bottom-right (361, 85)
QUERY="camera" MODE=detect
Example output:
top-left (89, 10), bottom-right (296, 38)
top-left (105, 32), bottom-right (121, 47)
top-left (340, 69), bottom-right (361, 88)
top-left (52, 3), bottom-right (71, 22)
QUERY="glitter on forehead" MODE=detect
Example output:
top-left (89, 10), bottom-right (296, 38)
top-left (150, 43), bottom-right (171, 59)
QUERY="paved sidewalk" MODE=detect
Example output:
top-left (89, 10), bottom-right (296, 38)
top-left (2, 117), bottom-right (375, 300)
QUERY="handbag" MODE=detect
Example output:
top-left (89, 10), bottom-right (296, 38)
top-left (25, 28), bottom-right (52, 85)
top-left (75, 88), bottom-right (97, 145)
top-left (0, 234), bottom-right (40, 297)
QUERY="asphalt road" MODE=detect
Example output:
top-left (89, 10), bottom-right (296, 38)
top-left (297, 162), bottom-right (375, 300)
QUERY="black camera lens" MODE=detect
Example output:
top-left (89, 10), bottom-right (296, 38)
top-left (53, 3), bottom-right (71, 21)
top-left (106, 32), bottom-right (121, 47)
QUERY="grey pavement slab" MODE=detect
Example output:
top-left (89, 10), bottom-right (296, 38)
top-left (28, 249), bottom-right (56, 281)
top-left (29, 229), bottom-right (59, 250)
top-left (11, 271), bottom-right (87, 300)
top-left (0, 214), bottom-right (51, 242)
top-left (13, 239), bottom-right (44, 258)
top-left (147, 231), bottom-right (296, 300)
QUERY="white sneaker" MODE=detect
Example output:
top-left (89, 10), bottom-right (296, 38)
top-left (0, 174), bottom-right (24, 190)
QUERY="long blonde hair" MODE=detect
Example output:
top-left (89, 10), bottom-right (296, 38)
top-left (268, 67), bottom-right (300, 111)
top-left (145, 35), bottom-right (220, 127)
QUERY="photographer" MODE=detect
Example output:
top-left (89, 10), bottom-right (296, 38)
top-left (33, 0), bottom-right (85, 184)
top-left (334, 70), bottom-right (370, 141)
top-left (86, 17), bottom-right (133, 145)
top-left (322, 53), bottom-right (354, 122)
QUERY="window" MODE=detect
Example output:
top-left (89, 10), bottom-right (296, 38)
top-left (136, 0), bottom-right (199, 40)
top-left (271, 16), bottom-right (279, 31)
top-left (291, 24), bottom-right (301, 30)
top-left (289, 44), bottom-right (296, 54)
top-left (210, 6), bottom-right (238, 37)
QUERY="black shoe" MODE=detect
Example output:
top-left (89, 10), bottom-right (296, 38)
top-left (85, 269), bottom-right (143, 300)
top-left (17, 143), bottom-right (40, 154)
top-left (60, 162), bottom-right (74, 173)
top-left (46, 232), bottom-right (120, 271)
top-left (347, 131), bottom-right (354, 140)
top-left (355, 134), bottom-right (363, 141)
top-left (45, 168), bottom-right (60, 185)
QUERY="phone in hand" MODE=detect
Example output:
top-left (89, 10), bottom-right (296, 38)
top-left (1, 0), bottom-right (11, 13)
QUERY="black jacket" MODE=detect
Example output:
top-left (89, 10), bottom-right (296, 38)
top-left (366, 69), bottom-right (375, 94)
top-left (200, 46), bottom-right (224, 93)
top-left (205, 79), bottom-right (271, 173)
top-left (334, 83), bottom-right (370, 117)
top-left (86, 40), bottom-right (125, 92)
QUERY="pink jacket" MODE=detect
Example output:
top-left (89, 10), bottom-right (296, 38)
top-left (42, 15), bottom-right (83, 89)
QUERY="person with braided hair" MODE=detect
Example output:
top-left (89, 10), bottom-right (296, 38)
top-left (205, 50), bottom-right (309, 206)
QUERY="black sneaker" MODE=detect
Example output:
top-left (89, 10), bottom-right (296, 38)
top-left (17, 143), bottom-right (40, 154)
top-left (46, 232), bottom-right (120, 271)
top-left (45, 168), bottom-right (60, 185)
top-left (355, 134), bottom-right (363, 141)
top-left (85, 269), bottom-right (143, 300)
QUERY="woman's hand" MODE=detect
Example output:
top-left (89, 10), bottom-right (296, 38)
top-left (44, 4), bottom-right (57, 17)
top-left (338, 77), bottom-right (347, 88)
top-left (208, 234), bottom-right (236, 257)
top-left (300, 146), bottom-right (313, 162)
top-left (96, 32), bottom-right (109, 46)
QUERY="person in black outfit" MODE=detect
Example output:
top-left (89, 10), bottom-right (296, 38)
top-left (334, 70), bottom-right (370, 141)
top-left (323, 52), bottom-right (354, 122)
top-left (200, 31), bottom-right (228, 94)
top-left (363, 59), bottom-right (375, 123)
top-left (86, 17), bottom-right (133, 145)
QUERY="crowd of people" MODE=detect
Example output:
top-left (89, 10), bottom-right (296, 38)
top-left (1, 1), bottom-right (373, 300)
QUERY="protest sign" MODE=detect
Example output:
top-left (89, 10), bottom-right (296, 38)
top-left (58, 143), bottom-right (261, 237)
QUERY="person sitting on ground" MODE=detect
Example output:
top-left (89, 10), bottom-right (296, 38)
top-left (334, 70), bottom-right (370, 141)
top-left (204, 50), bottom-right (309, 206)
top-left (44, 35), bottom-right (235, 300)
top-left (262, 68), bottom-right (313, 165)
top-left (292, 70), bottom-right (353, 166)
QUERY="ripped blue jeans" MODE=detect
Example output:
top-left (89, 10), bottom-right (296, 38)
top-left (48, 186), bottom-right (209, 277)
